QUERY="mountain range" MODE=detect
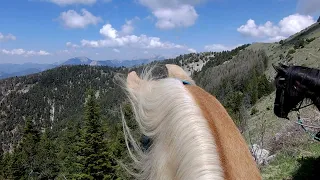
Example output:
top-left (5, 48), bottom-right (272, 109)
top-left (0, 56), bottom-right (165, 79)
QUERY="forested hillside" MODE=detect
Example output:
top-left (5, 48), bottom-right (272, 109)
top-left (193, 49), bottom-right (273, 130)
top-left (1, 22), bottom-right (319, 178)
top-left (0, 65), bottom-right (127, 152)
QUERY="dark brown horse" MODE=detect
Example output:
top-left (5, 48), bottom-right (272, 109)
top-left (273, 63), bottom-right (320, 140)
top-left (273, 63), bottom-right (320, 119)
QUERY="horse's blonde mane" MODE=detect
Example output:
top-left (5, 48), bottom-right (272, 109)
top-left (118, 66), bottom-right (223, 180)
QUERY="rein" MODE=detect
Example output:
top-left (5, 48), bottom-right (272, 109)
top-left (290, 99), bottom-right (320, 142)
top-left (277, 71), bottom-right (320, 142)
top-left (294, 111), bottom-right (320, 141)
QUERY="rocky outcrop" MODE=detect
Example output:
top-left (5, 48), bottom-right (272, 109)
top-left (250, 144), bottom-right (276, 165)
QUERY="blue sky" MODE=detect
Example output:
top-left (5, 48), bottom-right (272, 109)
top-left (0, 0), bottom-right (319, 64)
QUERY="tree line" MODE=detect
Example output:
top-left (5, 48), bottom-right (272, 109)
top-left (0, 90), bottom-right (137, 179)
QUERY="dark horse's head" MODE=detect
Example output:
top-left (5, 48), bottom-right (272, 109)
top-left (273, 64), bottom-right (320, 119)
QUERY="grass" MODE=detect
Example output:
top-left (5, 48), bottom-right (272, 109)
top-left (261, 143), bottom-right (320, 180)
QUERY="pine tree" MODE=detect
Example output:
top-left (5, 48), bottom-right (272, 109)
top-left (74, 89), bottom-right (115, 179)
top-left (0, 146), bottom-right (3, 179)
top-left (36, 131), bottom-right (59, 179)
top-left (58, 119), bottom-right (82, 179)
top-left (11, 118), bottom-right (41, 179)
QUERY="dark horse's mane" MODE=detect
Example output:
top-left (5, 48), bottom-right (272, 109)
top-left (273, 64), bottom-right (320, 119)
top-left (285, 66), bottom-right (320, 95)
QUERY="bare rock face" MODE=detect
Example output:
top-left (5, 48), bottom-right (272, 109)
top-left (250, 144), bottom-right (276, 165)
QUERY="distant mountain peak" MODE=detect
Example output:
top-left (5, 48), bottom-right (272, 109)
top-left (62, 57), bottom-right (93, 65)
top-left (78, 56), bottom-right (91, 63)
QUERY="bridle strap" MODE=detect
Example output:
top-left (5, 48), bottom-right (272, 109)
top-left (291, 98), bottom-right (314, 112)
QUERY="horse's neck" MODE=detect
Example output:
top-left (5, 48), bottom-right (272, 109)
top-left (186, 86), bottom-right (261, 180)
top-left (311, 95), bottom-right (320, 111)
top-left (294, 68), bottom-right (320, 110)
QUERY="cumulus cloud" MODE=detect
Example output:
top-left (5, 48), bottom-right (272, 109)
top-left (153, 5), bottom-right (198, 29)
top-left (1, 49), bottom-right (51, 56)
top-left (297, 0), bottom-right (320, 14)
top-left (49, 0), bottom-right (96, 6)
top-left (138, 0), bottom-right (204, 29)
top-left (113, 48), bottom-right (120, 53)
top-left (188, 48), bottom-right (197, 53)
top-left (237, 14), bottom-right (315, 42)
top-left (0, 33), bottom-right (16, 41)
top-left (204, 44), bottom-right (242, 52)
top-left (100, 24), bottom-right (118, 38)
top-left (58, 9), bottom-right (102, 28)
top-left (81, 23), bottom-right (186, 49)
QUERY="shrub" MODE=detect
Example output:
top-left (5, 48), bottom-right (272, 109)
top-left (251, 108), bottom-right (258, 115)
top-left (306, 37), bottom-right (316, 43)
top-left (288, 49), bottom-right (296, 54)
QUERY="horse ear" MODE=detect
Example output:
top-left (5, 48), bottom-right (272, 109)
top-left (272, 63), bottom-right (287, 74)
top-left (165, 64), bottom-right (195, 84)
top-left (127, 71), bottom-right (142, 90)
top-left (279, 63), bottom-right (288, 69)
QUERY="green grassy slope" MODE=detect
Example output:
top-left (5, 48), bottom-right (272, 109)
top-left (245, 22), bottom-right (320, 179)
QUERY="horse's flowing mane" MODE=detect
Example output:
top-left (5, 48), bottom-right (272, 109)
top-left (117, 64), bottom-right (261, 180)
top-left (118, 66), bottom-right (223, 180)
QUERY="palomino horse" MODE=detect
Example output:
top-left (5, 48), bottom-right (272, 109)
top-left (121, 64), bottom-right (261, 180)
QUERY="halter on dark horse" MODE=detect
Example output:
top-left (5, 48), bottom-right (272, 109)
top-left (273, 63), bottom-right (320, 141)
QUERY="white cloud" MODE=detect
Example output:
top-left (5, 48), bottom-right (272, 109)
top-left (1, 49), bottom-right (51, 56)
top-left (204, 44), bottom-right (242, 52)
top-left (113, 48), bottom-right (120, 53)
top-left (138, 0), bottom-right (204, 29)
top-left (66, 42), bottom-right (80, 48)
top-left (121, 22), bottom-right (134, 35)
top-left (58, 9), bottom-right (102, 29)
top-left (49, 0), bottom-right (96, 6)
top-left (143, 51), bottom-right (149, 54)
top-left (279, 14), bottom-right (315, 35)
top-left (153, 5), bottom-right (198, 29)
top-left (297, 0), bottom-right (320, 14)
top-left (100, 24), bottom-right (118, 38)
top-left (138, 0), bottom-right (205, 9)
top-left (121, 17), bottom-right (140, 35)
top-left (237, 14), bottom-right (315, 42)
top-left (188, 48), bottom-right (196, 53)
top-left (81, 23), bottom-right (186, 49)
top-left (57, 49), bottom-right (71, 54)
top-left (0, 33), bottom-right (16, 41)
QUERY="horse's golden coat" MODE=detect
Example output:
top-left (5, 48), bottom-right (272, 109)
top-left (186, 85), bottom-right (261, 180)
